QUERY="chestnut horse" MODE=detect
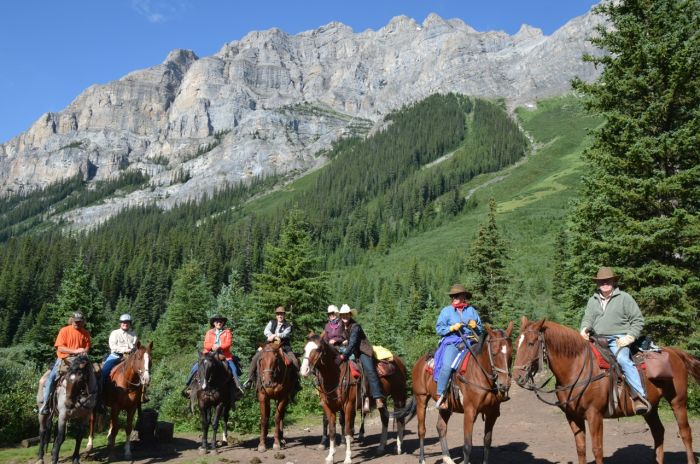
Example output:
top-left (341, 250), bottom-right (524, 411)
top-left (513, 316), bottom-right (700, 464)
top-left (393, 322), bottom-right (514, 464)
top-left (36, 355), bottom-right (96, 464)
top-left (255, 341), bottom-right (297, 452)
top-left (87, 341), bottom-right (152, 460)
top-left (301, 335), bottom-right (408, 464)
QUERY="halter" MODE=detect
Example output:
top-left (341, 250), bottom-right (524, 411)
top-left (120, 349), bottom-right (150, 391)
top-left (258, 344), bottom-right (291, 392)
top-left (514, 328), bottom-right (606, 407)
top-left (456, 332), bottom-right (511, 398)
top-left (199, 352), bottom-right (227, 391)
top-left (304, 342), bottom-right (352, 403)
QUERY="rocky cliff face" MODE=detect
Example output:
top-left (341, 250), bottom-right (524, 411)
top-left (0, 9), bottom-right (603, 227)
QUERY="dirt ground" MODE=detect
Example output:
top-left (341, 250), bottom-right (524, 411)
top-left (27, 386), bottom-right (700, 464)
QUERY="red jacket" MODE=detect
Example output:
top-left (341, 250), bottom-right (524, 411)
top-left (203, 328), bottom-right (233, 360)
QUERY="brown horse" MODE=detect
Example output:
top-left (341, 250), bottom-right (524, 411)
top-left (513, 316), bottom-right (700, 464)
top-left (87, 341), bottom-right (152, 460)
top-left (393, 322), bottom-right (514, 464)
top-left (255, 341), bottom-right (298, 452)
top-left (300, 334), bottom-right (408, 464)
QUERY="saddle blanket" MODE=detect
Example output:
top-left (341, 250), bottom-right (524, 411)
top-left (424, 351), bottom-right (472, 377)
top-left (372, 345), bottom-right (394, 361)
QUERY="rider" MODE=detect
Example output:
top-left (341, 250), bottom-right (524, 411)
top-left (434, 284), bottom-right (483, 410)
top-left (98, 313), bottom-right (138, 411)
top-left (244, 306), bottom-right (300, 392)
top-left (321, 305), bottom-right (346, 348)
top-left (40, 311), bottom-right (96, 415)
top-left (580, 267), bottom-right (649, 415)
top-left (338, 304), bottom-right (385, 411)
top-left (183, 314), bottom-right (244, 398)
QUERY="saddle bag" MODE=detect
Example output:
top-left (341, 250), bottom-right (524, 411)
top-left (376, 360), bottom-right (395, 378)
top-left (643, 350), bottom-right (673, 379)
top-left (348, 360), bottom-right (362, 379)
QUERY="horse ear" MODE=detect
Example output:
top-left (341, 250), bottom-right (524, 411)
top-left (520, 315), bottom-right (529, 330)
top-left (307, 331), bottom-right (316, 340)
top-left (148, 341), bottom-right (153, 351)
top-left (533, 318), bottom-right (547, 331)
top-left (136, 340), bottom-right (141, 349)
top-left (505, 320), bottom-right (514, 337)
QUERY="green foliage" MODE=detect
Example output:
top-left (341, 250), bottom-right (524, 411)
top-left (0, 350), bottom-right (39, 445)
top-left (564, 0), bottom-right (700, 343)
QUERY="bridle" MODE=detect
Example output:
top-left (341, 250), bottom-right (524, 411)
top-left (199, 352), bottom-right (226, 391)
top-left (121, 349), bottom-right (150, 391)
top-left (64, 355), bottom-right (93, 409)
top-left (303, 341), bottom-right (351, 403)
top-left (456, 332), bottom-right (512, 400)
top-left (259, 344), bottom-right (290, 391)
top-left (513, 328), bottom-right (606, 407)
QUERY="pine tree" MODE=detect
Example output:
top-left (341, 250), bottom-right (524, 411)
top-left (253, 209), bottom-right (329, 344)
top-left (154, 259), bottom-right (213, 355)
top-left (467, 198), bottom-right (510, 325)
top-left (216, 272), bottom-right (259, 360)
top-left (565, 0), bottom-right (700, 342)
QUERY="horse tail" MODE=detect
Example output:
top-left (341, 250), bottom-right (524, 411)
top-left (668, 347), bottom-right (700, 384)
top-left (391, 394), bottom-right (416, 422)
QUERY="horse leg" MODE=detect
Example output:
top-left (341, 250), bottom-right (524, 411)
top-left (71, 422), bottom-right (84, 464)
top-left (51, 415), bottom-right (66, 464)
top-left (107, 407), bottom-right (119, 452)
top-left (324, 407), bottom-right (337, 464)
top-left (644, 406), bottom-right (666, 464)
top-left (586, 410), bottom-right (605, 464)
top-left (395, 399), bottom-right (405, 455)
top-left (565, 411), bottom-right (587, 464)
top-left (258, 395), bottom-right (270, 452)
top-left (199, 406), bottom-right (210, 454)
top-left (273, 399), bottom-right (288, 450)
top-left (376, 406), bottom-right (388, 455)
top-left (482, 409), bottom-right (499, 464)
top-left (416, 395), bottom-right (428, 464)
top-left (343, 402), bottom-right (355, 464)
top-left (85, 410), bottom-right (94, 453)
top-left (319, 413), bottom-right (329, 450)
top-left (436, 409), bottom-right (455, 464)
top-left (461, 407), bottom-right (476, 464)
top-left (222, 403), bottom-right (230, 447)
top-left (36, 413), bottom-right (52, 464)
top-left (667, 393), bottom-right (696, 464)
top-left (210, 403), bottom-right (224, 454)
top-left (123, 407), bottom-right (136, 460)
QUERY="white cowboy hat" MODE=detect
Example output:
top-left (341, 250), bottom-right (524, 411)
top-left (339, 304), bottom-right (357, 317)
top-left (327, 304), bottom-right (339, 313)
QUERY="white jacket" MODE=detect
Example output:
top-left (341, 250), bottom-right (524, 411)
top-left (109, 329), bottom-right (138, 354)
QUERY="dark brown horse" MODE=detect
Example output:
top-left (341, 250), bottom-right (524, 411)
top-left (36, 355), bottom-right (96, 464)
top-left (87, 341), bottom-right (152, 460)
top-left (393, 322), bottom-right (514, 464)
top-left (513, 316), bottom-right (700, 464)
top-left (255, 340), bottom-right (297, 452)
top-left (301, 335), bottom-right (408, 464)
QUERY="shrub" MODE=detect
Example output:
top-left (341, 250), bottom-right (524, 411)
top-left (0, 356), bottom-right (40, 445)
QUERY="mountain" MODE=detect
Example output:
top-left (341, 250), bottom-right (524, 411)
top-left (0, 9), bottom-right (603, 227)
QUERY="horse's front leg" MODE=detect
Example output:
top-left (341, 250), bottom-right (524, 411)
top-left (586, 409), bottom-right (604, 464)
top-left (221, 403), bottom-right (230, 446)
top-left (343, 400), bottom-right (356, 464)
top-left (323, 405), bottom-right (337, 464)
top-left (36, 414), bottom-right (51, 464)
top-left (376, 406), bottom-right (389, 455)
top-left (436, 408), bottom-right (455, 464)
top-left (123, 407), bottom-right (136, 460)
top-left (461, 406), bottom-right (477, 464)
top-left (107, 406), bottom-right (119, 452)
top-left (210, 403), bottom-right (224, 454)
top-left (319, 412), bottom-right (330, 450)
top-left (565, 410), bottom-right (587, 464)
top-left (71, 421), bottom-right (85, 464)
top-left (273, 398), bottom-right (288, 450)
top-left (199, 405), bottom-right (210, 454)
top-left (85, 410), bottom-right (94, 453)
top-left (258, 393), bottom-right (270, 452)
top-left (482, 407), bottom-right (500, 464)
top-left (51, 415), bottom-right (67, 464)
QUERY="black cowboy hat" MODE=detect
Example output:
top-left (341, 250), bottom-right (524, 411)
top-left (209, 314), bottom-right (228, 326)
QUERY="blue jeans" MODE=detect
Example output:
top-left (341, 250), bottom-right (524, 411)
top-left (186, 360), bottom-right (241, 386)
top-left (43, 359), bottom-right (62, 404)
top-left (101, 353), bottom-right (122, 383)
top-left (608, 335), bottom-right (646, 398)
top-left (359, 353), bottom-right (384, 399)
top-left (437, 344), bottom-right (461, 396)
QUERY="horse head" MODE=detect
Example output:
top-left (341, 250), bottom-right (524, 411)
top-left (301, 333), bottom-right (321, 377)
top-left (126, 341), bottom-right (152, 388)
top-left (64, 354), bottom-right (91, 409)
top-left (484, 321), bottom-right (514, 400)
top-left (513, 316), bottom-right (546, 388)
top-left (259, 341), bottom-right (284, 388)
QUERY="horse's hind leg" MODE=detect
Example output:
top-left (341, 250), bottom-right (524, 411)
top-left (416, 395), bottom-right (428, 464)
top-left (376, 406), bottom-right (389, 455)
top-left (36, 415), bottom-right (51, 464)
top-left (667, 392), bottom-right (696, 464)
top-left (643, 406), bottom-right (666, 464)
top-left (437, 408), bottom-right (455, 464)
top-left (124, 407), bottom-right (136, 460)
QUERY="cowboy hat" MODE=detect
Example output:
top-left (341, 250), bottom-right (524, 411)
top-left (447, 284), bottom-right (472, 299)
top-left (339, 304), bottom-right (357, 317)
top-left (592, 267), bottom-right (619, 282)
top-left (327, 304), bottom-right (339, 313)
top-left (275, 306), bottom-right (286, 314)
top-left (209, 314), bottom-right (228, 326)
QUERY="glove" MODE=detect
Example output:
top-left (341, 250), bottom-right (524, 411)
top-left (580, 328), bottom-right (590, 340)
top-left (617, 334), bottom-right (635, 348)
top-left (467, 320), bottom-right (477, 329)
top-left (450, 322), bottom-right (463, 332)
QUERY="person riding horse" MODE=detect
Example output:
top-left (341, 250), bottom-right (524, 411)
top-left (40, 311), bottom-right (97, 415)
top-left (434, 284), bottom-right (483, 409)
top-left (98, 313), bottom-right (138, 410)
top-left (337, 304), bottom-right (385, 411)
top-left (183, 314), bottom-right (245, 399)
top-left (245, 306), bottom-right (301, 394)
top-left (321, 304), bottom-right (346, 348)
top-left (579, 266), bottom-right (650, 415)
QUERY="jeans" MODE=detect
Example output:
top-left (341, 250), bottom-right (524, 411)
top-left (360, 353), bottom-right (384, 399)
top-left (186, 359), bottom-right (241, 386)
top-left (43, 359), bottom-right (62, 404)
top-left (101, 353), bottom-right (122, 383)
top-left (437, 344), bottom-right (460, 396)
top-left (608, 335), bottom-right (646, 398)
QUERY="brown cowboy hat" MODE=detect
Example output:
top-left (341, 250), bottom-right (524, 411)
top-left (592, 267), bottom-right (619, 282)
top-left (275, 306), bottom-right (286, 314)
top-left (447, 284), bottom-right (472, 299)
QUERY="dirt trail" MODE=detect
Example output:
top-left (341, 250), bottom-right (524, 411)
top-left (74, 386), bottom-right (700, 464)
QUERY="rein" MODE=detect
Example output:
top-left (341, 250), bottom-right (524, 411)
top-left (457, 334), bottom-right (511, 394)
top-left (305, 344), bottom-right (352, 404)
top-left (515, 329), bottom-right (606, 407)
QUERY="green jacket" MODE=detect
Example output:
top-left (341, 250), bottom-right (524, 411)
top-left (580, 288), bottom-right (644, 338)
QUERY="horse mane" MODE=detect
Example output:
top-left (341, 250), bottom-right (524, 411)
top-left (542, 321), bottom-right (588, 358)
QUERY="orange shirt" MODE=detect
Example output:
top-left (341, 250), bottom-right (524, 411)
top-left (203, 328), bottom-right (233, 360)
top-left (54, 325), bottom-right (91, 359)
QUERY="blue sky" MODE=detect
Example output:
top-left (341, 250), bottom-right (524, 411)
top-left (0, 0), bottom-right (598, 144)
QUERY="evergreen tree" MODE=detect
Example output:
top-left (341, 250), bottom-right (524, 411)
top-left (253, 209), bottom-right (329, 343)
top-left (467, 198), bottom-right (510, 325)
top-left (216, 272), bottom-right (259, 360)
top-left (154, 259), bottom-right (213, 355)
top-left (565, 0), bottom-right (700, 342)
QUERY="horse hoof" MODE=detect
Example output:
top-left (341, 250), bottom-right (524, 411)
top-left (257, 444), bottom-right (267, 453)
top-left (376, 446), bottom-right (385, 456)
top-left (343, 458), bottom-right (352, 464)
top-left (272, 443), bottom-right (281, 451)
top-left (198, 447), bottom-right (208, 455)
top-left (220, 440), bottom-right (228, 447)
top-left (317, 443), bottom-right (327, 450)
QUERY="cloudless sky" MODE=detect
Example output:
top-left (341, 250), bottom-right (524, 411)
top-left (0, 0), bottom-right (599, 143)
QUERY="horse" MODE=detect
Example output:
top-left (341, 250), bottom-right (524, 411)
top-left (86, 341), bottom-right (152, 460)
top-left (301, 334), bottom-right (408, 464)
top-left (255, 340), bottom-right (298, 452)
top-left (36, 354), bottom-right (97, 464)
top-left (188, 349), bottom-right (235, 454)
top-left (393, 322), bottom-right (514, 464)
top-left (513, 316), bottom-right (700, 464)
